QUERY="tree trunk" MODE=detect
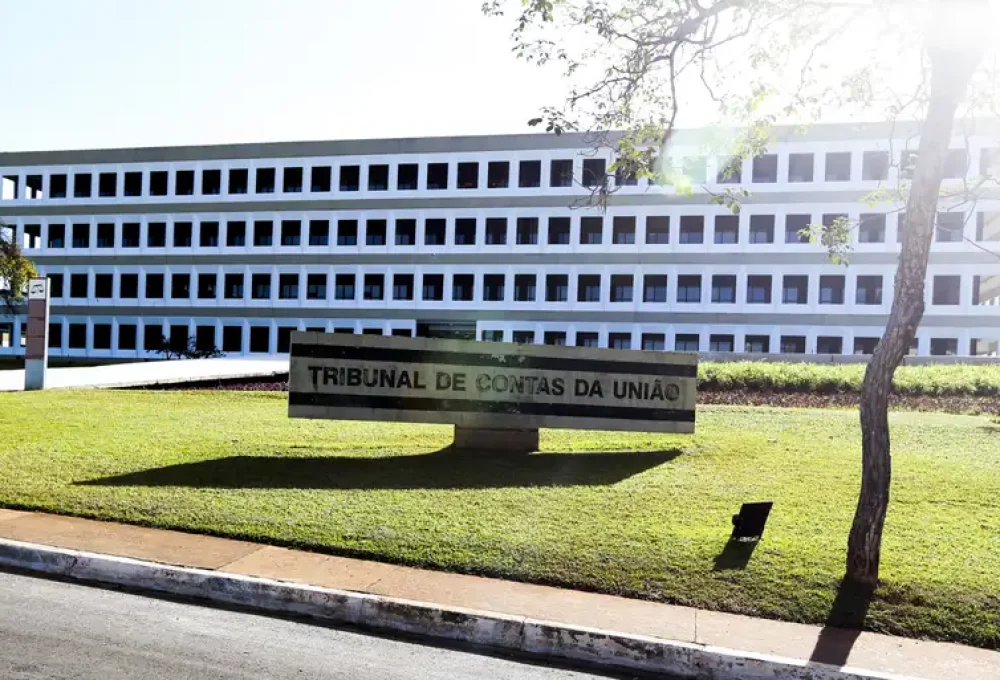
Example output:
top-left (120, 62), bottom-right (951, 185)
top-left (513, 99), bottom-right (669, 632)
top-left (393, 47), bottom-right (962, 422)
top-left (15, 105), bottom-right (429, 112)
top-left (846, 25), bottom-right (986, 586)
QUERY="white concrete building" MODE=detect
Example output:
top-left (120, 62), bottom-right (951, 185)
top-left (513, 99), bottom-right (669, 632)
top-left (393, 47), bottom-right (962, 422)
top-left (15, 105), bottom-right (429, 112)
top-left (1, 122), bottom-right (998, 360)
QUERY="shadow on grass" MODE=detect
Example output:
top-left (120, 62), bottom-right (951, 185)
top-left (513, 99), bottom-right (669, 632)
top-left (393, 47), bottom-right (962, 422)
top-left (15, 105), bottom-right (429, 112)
top-left (809, 579), bottom-right (875, 668)
top-left (75, 447), bottom-right (682, 490)
top-left (712, 539), bottom-right (759, 571)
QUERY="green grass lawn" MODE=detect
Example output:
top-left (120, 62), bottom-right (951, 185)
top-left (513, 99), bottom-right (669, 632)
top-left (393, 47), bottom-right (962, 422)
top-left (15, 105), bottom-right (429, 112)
top-left (1, 390), bottom-right (999, 648)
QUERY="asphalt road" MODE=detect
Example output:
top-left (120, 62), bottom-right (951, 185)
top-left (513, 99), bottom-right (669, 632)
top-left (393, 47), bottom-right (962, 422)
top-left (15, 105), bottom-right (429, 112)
top-left (0, 570), bottom-right (617, 680)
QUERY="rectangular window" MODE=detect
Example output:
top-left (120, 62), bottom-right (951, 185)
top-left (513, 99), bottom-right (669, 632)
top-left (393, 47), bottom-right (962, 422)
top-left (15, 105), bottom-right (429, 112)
top-left (709, 334), bottom-right (734, 353)
top-left (249, 326), bottom-right (270, 353)
top-left (48, 223), bottom-right (65, 248)
top-left (576, 332), bottom-right (599, 348)
top-left (973, 275), bottom-right (1000, 305)
top-left (862, 151), bottom-right (889, 181)
top-left (366, 219), bottom-right (387, 246)
top-left (397, 164), bottom-right (418, 190)
top-left (752, 154), bottom-right (778, 183)
top-left (253, 220), bottom-right (273, 247)
top-left (519, 160), bottom-right (542, 188)
top-left (200, 221), bottom-right (219, 247)
top-left (582, 159), bottom-right (606, 187)
top-left (481, 330), bottom-right (504, 343)
top-left (931, 338), bottom-right (959, 356)
top-left (452, 274), bottom-right (474, 301)
top-left (171, 273), bottom-right (191, 299)
top-left (149, 222), bottom-right (169, 249)
top-left (173, 221), bottom-right (193, 248)
top-left (48, 273), bottom-right (64, 298)
top-left (392, 329), bottom-right (413, 338)
top-left (339, 165), bottom-right (360, 191)
top-left (580, 217), bottom-right (603, 244)
top-left (426, 163), bottom-right (448, 190)
top-left (96, 223), bottom-right (114, 248)
top-left (149, 170), bottom-right (168, 196)
top-left (281, 220), bottom-right (301, 246)
top-left (819, 275), bottom-right (845, 304)
top-left (679, 216), bottom-right (704, 244)
top-left (251, 273), bottom-right (271, 300)
top-left (516, 217), bottom-right (539, 245)
top-left (392, 274), bottom-right (414, 300)
top-left (145, 273), bottom-right (164, 299)
top-left (141, 325), bottom-right (161, 352)
top-left (610, 274), bottom-right (633, 302)
top-left (825, 152), bottom-right (851, 181)
top-left (646, 216), bottom-right (670, 244)
top-left (308, 220), bottom-right (329, 246)
top-left (306, 273), bottom-right (327, 300)
top-left (747, 275), bottom-right (772, 303)
top-left (608, 333), bottom-right (631, 350)
top-left (856, 275), bottom-right (883, 305)
top-left (612, 216), bottom-right (636, 244)
top-left (901, 150), bottom-right (918, 180)
top-left (274, 327), bottom-right (295, 353)
top-left (73, 173), bottom-right (92, 198)
top-left (196, 326), bottom-right (217, 353)
top-left (283, 167), bottom-right (303, 193)
top-left (977, 212), bottom-right (1000, 241)
top-left (512, 331), bottom-right (535, 345)
top-left (786, 214), bottom-right (811, 244)
top-left (544, 331), bottom-right (567, 346)
top-left (226, 221), bottom-right (246, 247)
top-left (781, 336), bottom-right (806, 354)
top-left (788, 153), bottom-right (814, 182)
top-left (817, 336), bottom-right (843, 355)
top-left (422, 274), bottom-right (444, 301)
top-left (716, 157), bottom-right (741, 184)
top-left (577, 274), bottom-right (601, 302)
top-left (485, 218), bottom-right (507, 245)
top-left (50, 174), bottom-right (68, 198)
top-left (676, 275), bottom-right (701, 303)
top-left (368, 164), bottom-right (389, 191)
top-left (336, 274), bottom-right (357, 300)
top-left (782, 275), bottom-right (808, 304)
top-left (548, 217), bottom-right (570, 245)
top-left (424, 218), bottom-right (446, 246)
top-left (749, 215), bottom-right (774, 244)
top-left (714, 215), bottom-right (739, 244)
top-left (853, 337), bottom-right (879, 355)
top-left (228, 168), bottom-right (249, 194)
top-left (224, 273), bottom-right (244, 299)
top-left (310, 166), bottom-right (332, 192)
top-left (68, 323), bottom-right (87, 349)
top-left (255, 168), bottom-right (275, 194)
top-left (198, 273), bottom-right (217, 299)
top-left (550, 159), bottom-right (573, 187)
top-left (94, 273), bottom-right (113, 298)
top-left (395, 219), bottom-right (416, 246)
top-left (642, 333), bottom-right (665, 351)
top-left (643, 275), bottom-right (668, 303)
top-left (943, 149), bottom-right (969, 179)
top-left (710, 275), bottom-right (736, 303)
top-left (98, 172), bottom-right (117, 198)
top-left (858, 214), bottom-right (886, 243)
top-left (483, 274), bottom-right (505, 301)
top-left (202, 169), bottom-right (221, 195)
top-left (175, 170), bottom-right (195, 195)
top-left (118, 324), bottom-right (137, 351)
top-left (337, 220), bottom-right (358, 246)
top-left (72, 223), bottom-right (90, 249)
top-left (454, 218), bottom-right (476, 245)
top-left (279, 273), bottom-right (299, 300)
top-left (614, 163), bottom-right (637, 187)
top-left (457, 162), bottom-right (479, 189)
top-left (675, 334), bottom-right (700, 352)
top-left (487, 161), bottom-right (509, 188)
top-left (546, 274), bottom-right (568, 302)
top-left (932, 275), bottom-right (961, 305)
top-left (514, 274), bottom-right (536, 302)
top-left (745, 335), bottom-right (770, 353)
top-left (936, 212), bottom-right (965, 242)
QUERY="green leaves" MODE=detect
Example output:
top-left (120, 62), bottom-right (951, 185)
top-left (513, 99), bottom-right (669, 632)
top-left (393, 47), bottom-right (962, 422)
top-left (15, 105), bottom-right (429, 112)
top-left (0, 222), bottom-right (37, 315)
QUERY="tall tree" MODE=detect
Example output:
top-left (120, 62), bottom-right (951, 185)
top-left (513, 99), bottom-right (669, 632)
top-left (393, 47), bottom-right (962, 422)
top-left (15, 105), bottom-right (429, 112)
top-left (485, 0), bottom-right (995, 586)
top-left (0, 221), bottom-right (37, 315)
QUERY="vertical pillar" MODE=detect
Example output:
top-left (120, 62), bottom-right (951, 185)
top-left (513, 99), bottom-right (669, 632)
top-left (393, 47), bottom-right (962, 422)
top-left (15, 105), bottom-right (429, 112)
top-left (24, 277), bottom-right (50, 390)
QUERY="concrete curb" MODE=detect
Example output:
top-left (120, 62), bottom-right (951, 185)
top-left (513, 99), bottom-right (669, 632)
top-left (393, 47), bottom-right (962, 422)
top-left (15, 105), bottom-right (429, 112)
top-left (0, 538), bottom-right (910, 680)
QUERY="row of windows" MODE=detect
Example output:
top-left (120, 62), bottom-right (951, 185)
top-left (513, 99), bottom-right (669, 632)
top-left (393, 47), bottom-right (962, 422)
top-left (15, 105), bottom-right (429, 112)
top-left (3, 320), bottom-right (989, 359)
top-left (21, 211), bottom-right (1000, 250)
top-left (40, 270), bottom-right (1000, 306)
top-left (4, 145), bottom-right (995, 202)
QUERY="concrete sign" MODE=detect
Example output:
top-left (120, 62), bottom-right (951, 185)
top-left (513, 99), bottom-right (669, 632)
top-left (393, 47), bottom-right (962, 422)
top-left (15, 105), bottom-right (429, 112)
top-left (288, 332), bottom-right (697, 441)
top-left (24, 277), bottom-right (50, 391)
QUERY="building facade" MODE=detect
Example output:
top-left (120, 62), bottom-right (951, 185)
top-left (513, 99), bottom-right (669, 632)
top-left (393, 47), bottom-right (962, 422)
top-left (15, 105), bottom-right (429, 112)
top-left (1, 122), bottom-right (998, 361)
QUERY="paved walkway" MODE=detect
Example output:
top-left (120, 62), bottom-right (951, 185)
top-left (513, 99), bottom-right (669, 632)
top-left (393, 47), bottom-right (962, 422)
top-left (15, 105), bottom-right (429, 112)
top-left (0, 358), bottom-right (289, 392)
top-left (0, 509), bottom-right (997, 679)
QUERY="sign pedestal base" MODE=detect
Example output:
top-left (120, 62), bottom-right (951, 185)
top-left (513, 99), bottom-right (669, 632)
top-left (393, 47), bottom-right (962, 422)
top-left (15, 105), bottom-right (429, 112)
top-left (453, 426), bottom-right (539, 453)
top-left (24, 360), bottom-right (47, 391)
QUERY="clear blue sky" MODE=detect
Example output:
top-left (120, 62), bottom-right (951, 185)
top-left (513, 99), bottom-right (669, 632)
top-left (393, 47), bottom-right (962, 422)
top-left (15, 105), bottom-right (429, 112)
top-left (0, 0), bottom-right (570, 151)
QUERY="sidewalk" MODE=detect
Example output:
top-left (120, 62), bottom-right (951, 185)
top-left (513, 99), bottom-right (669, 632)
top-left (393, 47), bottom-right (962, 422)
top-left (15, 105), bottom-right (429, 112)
top-left (0, 508), bottom-right (997, 679)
